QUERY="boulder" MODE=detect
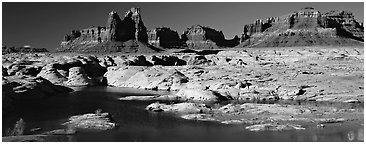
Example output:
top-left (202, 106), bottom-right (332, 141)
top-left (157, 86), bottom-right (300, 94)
top-left (37, 65), bottom-right (67, 85)
top-left (148, 55), bottom-right (186, 66)
top-left (175, 88), bottom-right (229, 101)
top-left (99, 56), bottom-right (116, 67)
top-left (145, 102), bottom-right (212, 113)
top-left (180, 114), bottom-right (218, 121)
top-left (7, 64), bottom-right (41, 77)
top-left (61, 112), bottom-right (116, 131)
top-left (123, 55), bottom-right (153, 66)
top-left (185, 55), bottom-right (211, 65)
top-left (343, 99), bottom-right (361, 103)
top-left (64, 67), bottom-right (94, 86)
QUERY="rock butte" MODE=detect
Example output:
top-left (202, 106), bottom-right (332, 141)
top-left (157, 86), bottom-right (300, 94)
top-left (56, 7), bottom-right (363, 53)
top-left (239, 7), bottom-right (363, 47)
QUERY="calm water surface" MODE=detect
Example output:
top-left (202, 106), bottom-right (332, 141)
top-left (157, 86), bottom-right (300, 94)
top-left (2, 87), bottom-right (363, 142)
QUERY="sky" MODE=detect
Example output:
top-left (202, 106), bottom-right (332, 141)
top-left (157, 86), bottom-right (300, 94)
top-left (2, 2), bottom-right (364, 50)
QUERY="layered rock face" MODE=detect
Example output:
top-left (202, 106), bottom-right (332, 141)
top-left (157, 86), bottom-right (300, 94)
top-left (60, 8), bottom-right (155, 53)
top-left (147, 27), bottom-right (185, 48)
top-left (181, 25), bottom-right (240, 49)
top-left (240, 7), bottom-right (364, 47)
top-left (322, 10), bottom-right (364, 40)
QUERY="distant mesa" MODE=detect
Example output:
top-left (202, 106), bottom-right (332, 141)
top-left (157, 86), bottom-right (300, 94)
top-left (147, 25), bottom-right (240, 49)
top-left (59, 7), bottom-right (363, 52)
top-left (181, 25), bottom-right (240, 49)
top-left (2, 46), bottom-right (49, 54)
top-left (239, 7), bottom-right (364, 47)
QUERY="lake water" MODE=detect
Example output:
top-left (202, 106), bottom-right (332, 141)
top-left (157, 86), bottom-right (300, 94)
top-left (2, 87), bottom-right (363, 142)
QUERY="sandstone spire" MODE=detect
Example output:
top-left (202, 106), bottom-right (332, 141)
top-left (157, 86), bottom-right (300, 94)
top-left (106, 11), bottom-right (123, 41)
top-left (123, 7), bottom-right (148, 43)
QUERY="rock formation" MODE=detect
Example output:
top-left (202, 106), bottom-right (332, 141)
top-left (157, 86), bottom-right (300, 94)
top-left (105, 66), bottom-right (189, 91)
top-left (240, 7), bottom-right (364, 47)
top-left (2, 46), bottom-right (49, 54)
top-left (181, 25), bottom-right (240, 49)
top-left (62, 112), bottom-right (116, 130)
top-left (59, 8), bottom-right (158, 53)
top-left (147, 27), bottom-right (185, 48)
top-left (36, 65), bottom-right (68, 85)
top-left (145, 102), bottom-right (212, 113)
top-left (322, 10), bottom-right (364, 40)
top-left (64, 67), bottom-right (95, 86)
top-left (2, 75), bottom-right (73, 100)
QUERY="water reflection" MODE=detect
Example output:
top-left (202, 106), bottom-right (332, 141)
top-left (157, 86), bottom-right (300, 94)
top-left (312, 135), bottom-right (318, 141)
top-left (357, 128), bottom-right (364, 141)
top-left (347, 131), bottom-right (355, 141)
top-left (346, 127), bottom-right (364, 142)
top-left (3, 87), bottom-right (364, 142)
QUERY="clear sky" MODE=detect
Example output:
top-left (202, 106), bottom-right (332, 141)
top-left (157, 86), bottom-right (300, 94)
top-left (2, 2), bottom-right (364, 50)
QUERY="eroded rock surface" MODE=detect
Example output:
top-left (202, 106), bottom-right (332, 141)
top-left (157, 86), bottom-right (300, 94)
top-left (105, 66), bottom-right (188, 90)
top-left (62, 112), bottom-right (116, 131)
top-left (145, 101), bottom-right (363, 132)
top-left (145, 102), bottom-right (212, 113)
top-left (245, 123), bottom-right (305, 131)
top-left (3, 46), bottom-right (363, 104)
top-left (64, 67), bottom-right (95, 86)
top-left (2, 75), bottom-right (73, 100)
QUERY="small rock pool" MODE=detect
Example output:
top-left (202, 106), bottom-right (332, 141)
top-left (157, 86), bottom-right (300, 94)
top-left (2, 86), bottom-right (363, 142)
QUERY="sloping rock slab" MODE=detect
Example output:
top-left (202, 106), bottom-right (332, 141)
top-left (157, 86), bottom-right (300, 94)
top-left (245, 123), bottom-right (305, 131)
top-left (106, 66), bottom-right (188, 90)
top-left (41, 129), bottom-right (77, 135)
top-left (118, 95), bottom-right (185, 101)
top-left (181, 114), bottom-right (218, 121)
top-left (175, 89), bottom-right (229, 101)
top-left (145, 102), bottom-right (211, 113)
top-left (2, 135), bottom-right (69, 142)
top-left (2, 75), bottom-right (73, 100)
top-left (62, 112), bottom-right (115, 131)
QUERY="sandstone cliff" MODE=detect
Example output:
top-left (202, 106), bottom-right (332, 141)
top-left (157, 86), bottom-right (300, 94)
top-left (240, 7), bottom-right (364, 47)
top-left (147, 27), bottom-right (185, 48)
top-left (59, 8), bottom-right (158, 53)
top-left (181, 25), bottom-right (240, 49)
